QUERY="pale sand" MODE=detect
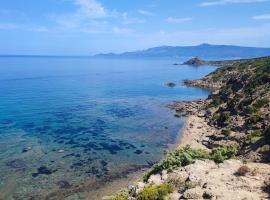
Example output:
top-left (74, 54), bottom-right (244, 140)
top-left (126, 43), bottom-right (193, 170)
top-left (178, 115), bottom-right (215, 149)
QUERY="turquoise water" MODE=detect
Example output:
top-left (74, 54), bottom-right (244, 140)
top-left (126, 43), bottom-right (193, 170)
top-left (0, 57), bottom-right (216, 199)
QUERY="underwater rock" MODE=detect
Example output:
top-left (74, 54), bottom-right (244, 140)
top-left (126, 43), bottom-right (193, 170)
top-left (134, 150), bottom-right (143, 154)
top-left (57, 180), bottom-right (72, 189)
top-left (99, 142), bottom-right (123, 154)
top-left (32, 166), bottom-right (57, 177)
top-left (100, 160), bottom-right (108, 167)
top-left (22, 147), bottom-right (32, 153)
top-left (6, 159), bottom-right (27, 169)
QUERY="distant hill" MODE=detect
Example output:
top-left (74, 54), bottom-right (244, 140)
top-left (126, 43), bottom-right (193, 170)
top-left (94, 44), bottom-right (270, 59)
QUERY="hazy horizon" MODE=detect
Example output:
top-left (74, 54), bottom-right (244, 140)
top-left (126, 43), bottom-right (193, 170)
top-left (1, 0), bottom-right (270, 55)
top-left (0, 43), bottom-right (270, 57)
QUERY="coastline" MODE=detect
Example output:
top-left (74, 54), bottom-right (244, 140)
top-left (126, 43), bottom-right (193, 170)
top-left (169, 99), bottom-right (216, 150)
top-left (100, 99), bottom-right (212, 199)
top-left (107, 56), bottom-right (270, 199)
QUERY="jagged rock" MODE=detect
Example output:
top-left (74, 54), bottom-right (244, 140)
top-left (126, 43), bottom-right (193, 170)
top-left (183, 57), bottom-right (209, 66)
top-left (183, 187), bottom-right (204, 199)
top-left (148, 174), bottom-right (163, 185)
top-left (161, 170), bottom-right (168, 181)
top-left (169, 191), bottom-right (181, 200)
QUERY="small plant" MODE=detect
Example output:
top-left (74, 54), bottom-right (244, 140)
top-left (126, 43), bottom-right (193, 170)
top-left (246, 105), bottom-right (257, 114)
top-left (143, 145), bottom-right (239, 182)
top-left (216, 111), bottom-right (231, 126)
top-left (236, 166), bottom-right (250, 176)
top-left (222, 127), bottom-right (231, 136)
top-left (258, 145), bottom-right (270, 153)
top-left (107, 190), bottom-right (129, 200)
top-left (137, 184), bottom-right (173, 200)
top-left (253, 98), bottom-right (268, 109)
top-left (209, 96), bottom-right (223, 108)
top-left (210, 144), bottom-right (239, 163)
top-left (246, 130), bottom-right (262, 144)
top-left (184, 181), bottom-right (199, 190)
top-left (249, 113), bottom-right (260, 123)
top-left (250, 167), bottom-right (259, 176)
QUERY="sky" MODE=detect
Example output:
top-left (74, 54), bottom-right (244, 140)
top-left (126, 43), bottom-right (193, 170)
top-left (0, 0), bottom-right (270, 55)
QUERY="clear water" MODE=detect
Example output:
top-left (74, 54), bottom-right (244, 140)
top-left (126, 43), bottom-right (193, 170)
top-left (0, 57), bottom-right (216, 199)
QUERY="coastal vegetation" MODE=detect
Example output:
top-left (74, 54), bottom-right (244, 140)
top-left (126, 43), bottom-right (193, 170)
top-left (143, 144), bottom-right (238, 181)
top-left (108, 56), bottom-right (270, 199)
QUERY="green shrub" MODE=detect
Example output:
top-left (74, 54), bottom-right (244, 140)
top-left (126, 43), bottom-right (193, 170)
top-left (209, 96), bottom-right (223, 107)
top-left (246, 130), bottom-right (262, 144)
top-left (249, 113), bottom-right (260, 123)
top-left (222, 127), bottom-right (231, 136)
top-left (246, 105), bottom-right (257, 114)
top-left (210, 144), bottom-right (239, 163)
top-left (253, 98), bottom-right (268, 109)
top-left (137, 184), bottom-right (173, 200)
top-left (143, 146), bottom-right (209, 181)
top-left (108, 190), bottom-right (129, 200)
top-left (216, 111), bottom-right (231, 126)
top-left (144, 145), bottom-right (239, 182)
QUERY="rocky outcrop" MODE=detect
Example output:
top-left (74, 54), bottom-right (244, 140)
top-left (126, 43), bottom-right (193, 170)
top-left (166, 82), bottom-right (176, 87)
top-left (183, 57), bottom-right (209, 66)
top-left (183, 79), bottom-right (222, 89)
top-left (122, 160), bottom-right (270, 200)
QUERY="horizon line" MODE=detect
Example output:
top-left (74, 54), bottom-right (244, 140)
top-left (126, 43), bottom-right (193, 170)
top-left (1, 43), bottom-right (270, 57)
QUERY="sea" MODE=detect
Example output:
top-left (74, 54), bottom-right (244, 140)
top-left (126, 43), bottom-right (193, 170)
top-left (0, 57), bottom-right (216, 199)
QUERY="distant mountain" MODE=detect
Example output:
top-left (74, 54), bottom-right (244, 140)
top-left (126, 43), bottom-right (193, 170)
top-left (94, 44), bottom-right (270, 59)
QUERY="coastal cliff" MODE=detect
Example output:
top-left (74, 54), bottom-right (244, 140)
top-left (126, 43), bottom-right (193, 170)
top-left (105, 57), bottom-right (270, 200)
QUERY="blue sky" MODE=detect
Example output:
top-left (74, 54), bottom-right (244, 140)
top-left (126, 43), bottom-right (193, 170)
top-left (1, 0), bottom-right (270, 55)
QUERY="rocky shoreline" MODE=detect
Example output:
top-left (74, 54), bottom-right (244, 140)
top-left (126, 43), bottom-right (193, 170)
top-left (105, 56), bottom-right (270, 200)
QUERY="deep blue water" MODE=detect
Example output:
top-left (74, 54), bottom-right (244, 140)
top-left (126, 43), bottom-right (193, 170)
top-left (0, 57), bottom-right (216, 199)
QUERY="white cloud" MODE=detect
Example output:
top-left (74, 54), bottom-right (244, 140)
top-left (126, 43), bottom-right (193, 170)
top-left (200, 0), bottom-right (269, 7)
top-left (121, 12), bottom-right (145, 25)
top-left (165, 17), bottom-right (192, 23)
top-left (253, 13), bottom-right (270, 20)
top-left (113, 26), bottom-right (134, 35)
top-left (51, 0), bottom-right (138, 35)
top-left (74, 0), bottom-right (107, 18)
top-left (138, 10), bottom-right (155, 16)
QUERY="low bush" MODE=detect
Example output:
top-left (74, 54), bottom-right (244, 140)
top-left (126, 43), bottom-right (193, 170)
top-left (246, 130), bottom-right (262, 144)
top-left (222, 127), bottom-right (231, 136)
top-left (210, 144), bottom-right (239, 163)
top-left (249, 113), bottom-right (260, 124)
top-left (143, 146), bottom-right (209, 181)
top-left (246, 105), bottom-right (257, 114)
top-left (143, 145), bottom-right (239, 182)
top-left (137, 184), bottom-right (173, 200)
top-left (253, 98), bottom-right (268, 109)
top-left (209, 96), bottom-right (223, 108)
top-left (216, 111), bottom-right (231, 126)
top-left (107, 190), bottom-right (129, 200)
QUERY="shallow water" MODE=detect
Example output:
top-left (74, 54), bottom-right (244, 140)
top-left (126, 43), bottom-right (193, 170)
top-left (0, 57), bottom-right (216, 199)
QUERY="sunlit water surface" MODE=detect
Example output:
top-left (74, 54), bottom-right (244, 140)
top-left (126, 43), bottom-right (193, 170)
top-left (0, 57), bottom-right (216, 199)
